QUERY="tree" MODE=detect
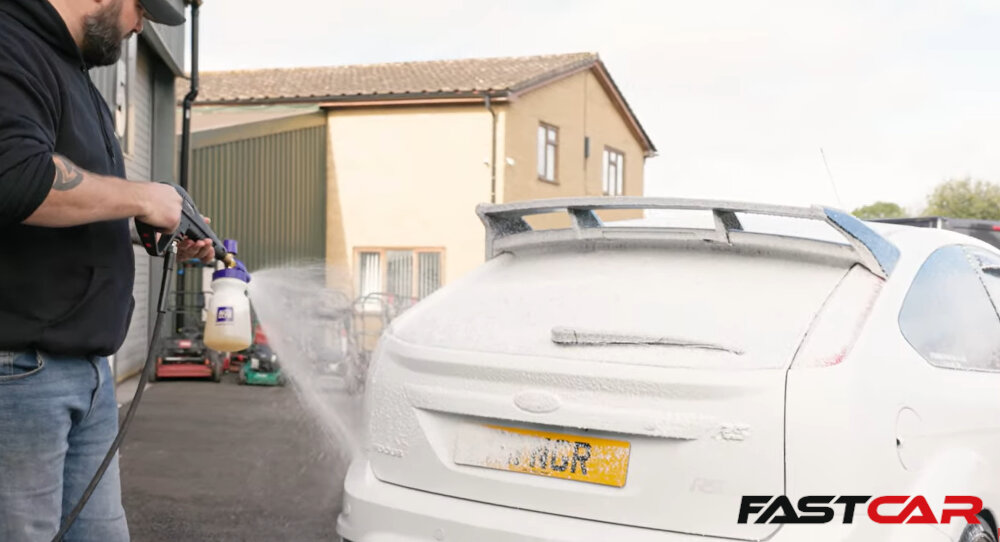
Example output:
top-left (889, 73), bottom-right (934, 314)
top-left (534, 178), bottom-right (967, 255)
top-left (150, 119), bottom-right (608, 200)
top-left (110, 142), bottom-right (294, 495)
top-left (852, 201), bottom-right (908, 220)
top-left (924, 178), bottom-right (1000, 220)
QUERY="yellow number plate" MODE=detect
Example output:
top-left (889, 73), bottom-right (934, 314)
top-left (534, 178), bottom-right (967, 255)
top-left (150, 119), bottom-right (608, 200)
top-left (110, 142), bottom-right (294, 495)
top-left (453, 424), bottom-right (631, 487)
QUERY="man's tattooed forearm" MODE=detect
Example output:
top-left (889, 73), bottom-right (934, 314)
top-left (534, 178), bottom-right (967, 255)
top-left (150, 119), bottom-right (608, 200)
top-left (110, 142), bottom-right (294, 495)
top-left (52, 154), bottom-right (84, 191)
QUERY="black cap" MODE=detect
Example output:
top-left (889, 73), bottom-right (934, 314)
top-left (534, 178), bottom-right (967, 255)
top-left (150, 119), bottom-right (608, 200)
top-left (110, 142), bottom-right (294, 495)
top-left (139, 0), bottom-right (186, 26)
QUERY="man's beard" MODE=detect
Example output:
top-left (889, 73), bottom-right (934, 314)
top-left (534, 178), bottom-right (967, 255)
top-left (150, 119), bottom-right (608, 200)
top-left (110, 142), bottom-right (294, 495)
top-left (81, 0), bottom-right (125, 67)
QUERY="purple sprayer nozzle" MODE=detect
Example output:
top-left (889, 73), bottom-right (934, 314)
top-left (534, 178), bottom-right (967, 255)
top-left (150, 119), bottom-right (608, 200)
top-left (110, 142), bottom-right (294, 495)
top-left (213, 258), bottom-right (250, 283)
top-left (214, 239), bottom-right (249, 282)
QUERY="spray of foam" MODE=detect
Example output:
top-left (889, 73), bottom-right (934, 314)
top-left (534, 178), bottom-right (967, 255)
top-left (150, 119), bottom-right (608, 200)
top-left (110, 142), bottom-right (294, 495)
top-left (246, 263), bottom-right (365, 465)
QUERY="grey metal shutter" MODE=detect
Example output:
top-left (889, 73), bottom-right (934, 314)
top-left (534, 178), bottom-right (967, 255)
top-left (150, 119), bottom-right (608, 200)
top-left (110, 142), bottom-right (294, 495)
top-left (117, 42), bottom-right (154, 381)
top-left (124, 43), bottom-right (153, 179)
top-left (89, 65), bottom-right (116, 106)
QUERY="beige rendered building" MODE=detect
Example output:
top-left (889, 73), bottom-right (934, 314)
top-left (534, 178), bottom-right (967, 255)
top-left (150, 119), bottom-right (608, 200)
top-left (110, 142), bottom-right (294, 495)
top-left (194, 52), bottom-right (656, 303)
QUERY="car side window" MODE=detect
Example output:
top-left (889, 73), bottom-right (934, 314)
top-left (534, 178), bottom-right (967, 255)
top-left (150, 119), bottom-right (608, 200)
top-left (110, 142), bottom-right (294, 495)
top-left (899, 245), bottom-right (1000, 371)
top-left (971, 249), bottom-right (1000, 309)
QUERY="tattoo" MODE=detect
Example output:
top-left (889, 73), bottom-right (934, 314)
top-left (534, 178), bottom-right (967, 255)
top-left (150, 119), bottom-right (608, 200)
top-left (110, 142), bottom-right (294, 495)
top-left (52, 154), bottom-right (84, 191)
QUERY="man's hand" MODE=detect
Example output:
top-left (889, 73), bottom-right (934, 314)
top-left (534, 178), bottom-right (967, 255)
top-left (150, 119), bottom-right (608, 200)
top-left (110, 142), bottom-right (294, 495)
top-left (178, 238), bottom-right (215, 262)
top-left (177, 217), bottom-right (217, 263)
top-left (136, 182), bottom-right (182, 232)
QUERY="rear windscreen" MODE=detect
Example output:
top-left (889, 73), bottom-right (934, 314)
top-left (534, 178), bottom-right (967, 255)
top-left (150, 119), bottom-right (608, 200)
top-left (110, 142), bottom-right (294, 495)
top-left (392, 248), bottom-right (850, 370)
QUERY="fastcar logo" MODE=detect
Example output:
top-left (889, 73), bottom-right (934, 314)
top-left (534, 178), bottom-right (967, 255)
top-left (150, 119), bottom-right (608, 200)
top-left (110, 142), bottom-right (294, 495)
top-left (739, 496), bottom-right (983, 524)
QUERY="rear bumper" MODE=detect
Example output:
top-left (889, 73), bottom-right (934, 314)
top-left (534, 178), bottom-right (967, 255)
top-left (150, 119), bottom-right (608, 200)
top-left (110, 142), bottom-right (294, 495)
top-left (337, 460), bottom-right (956, 542)
top-left (338, 459), bottom-right (711, 542)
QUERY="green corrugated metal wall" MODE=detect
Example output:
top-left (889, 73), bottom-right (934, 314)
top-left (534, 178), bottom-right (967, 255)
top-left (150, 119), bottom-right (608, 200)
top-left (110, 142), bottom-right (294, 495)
top-left (188, 113), bottom-right (327, 273)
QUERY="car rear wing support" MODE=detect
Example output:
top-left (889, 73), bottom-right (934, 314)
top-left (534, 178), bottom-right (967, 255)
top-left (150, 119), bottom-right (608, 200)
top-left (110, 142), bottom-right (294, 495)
top-left (476, 197), bottom-right (901, 279)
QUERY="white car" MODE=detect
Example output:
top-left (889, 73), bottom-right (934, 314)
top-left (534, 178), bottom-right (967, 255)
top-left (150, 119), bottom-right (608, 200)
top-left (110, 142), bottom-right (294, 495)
top-left (337, 197), bottom-right (1000, 542)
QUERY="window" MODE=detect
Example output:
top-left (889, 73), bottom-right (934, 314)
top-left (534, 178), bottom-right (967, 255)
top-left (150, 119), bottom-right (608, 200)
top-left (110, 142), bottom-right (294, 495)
top-left (603, 147), bottom-right (625, 196)
top-left (356, 248), bottom-right (444, 310)
top-left (898, 245), bottom-right (1000, 371)
top-left (386, 250), bottom-right (414, 299)
top-left (537, 123), bottom-right (558, 182)
top-left (358, 252), bottom-right (382, 309)
top-left (418, 252), bottom-right (442, 298)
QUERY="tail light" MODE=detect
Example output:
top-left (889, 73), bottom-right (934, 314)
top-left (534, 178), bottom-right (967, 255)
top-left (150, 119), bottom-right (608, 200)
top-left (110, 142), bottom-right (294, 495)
top-left (791, 265), bottom-right (884, 368)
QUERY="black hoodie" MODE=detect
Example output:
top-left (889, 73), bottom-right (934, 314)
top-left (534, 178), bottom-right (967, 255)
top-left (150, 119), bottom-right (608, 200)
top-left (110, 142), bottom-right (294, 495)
top-left (0, 0), bottom-right (134, 356)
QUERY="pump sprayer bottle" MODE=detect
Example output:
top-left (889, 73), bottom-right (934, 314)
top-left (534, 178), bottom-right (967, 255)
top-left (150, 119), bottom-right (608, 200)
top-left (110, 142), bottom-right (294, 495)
top-left (204, 239), bottom-right (253, 352)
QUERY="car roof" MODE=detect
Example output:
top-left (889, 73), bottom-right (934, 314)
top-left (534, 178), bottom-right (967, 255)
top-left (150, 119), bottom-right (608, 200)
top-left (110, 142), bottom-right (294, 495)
top-left (858, 221), bottom-right (1000, 287)
top-left (873, 220), bottom-right (998, 250)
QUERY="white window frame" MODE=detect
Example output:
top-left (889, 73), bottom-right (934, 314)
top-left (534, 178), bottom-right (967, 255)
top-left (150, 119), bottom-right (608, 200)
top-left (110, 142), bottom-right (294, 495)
top-left (537, 123), bottom-right (558, 182)
top-left (355, 247), bottom-right (445, 311)
top-left (603, 147), bottom-right (625, 196)
top-left (357, 251), bottom-right (383, 311)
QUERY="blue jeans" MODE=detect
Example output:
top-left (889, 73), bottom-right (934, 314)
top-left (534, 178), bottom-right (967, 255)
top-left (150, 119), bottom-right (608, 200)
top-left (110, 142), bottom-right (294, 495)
top-left (0, 350), bottom-right (129, 542)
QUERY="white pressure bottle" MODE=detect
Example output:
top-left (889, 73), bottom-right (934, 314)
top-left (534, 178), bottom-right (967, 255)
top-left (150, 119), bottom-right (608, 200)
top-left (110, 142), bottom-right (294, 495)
top-left (203, 240), bottom-right (252, 352)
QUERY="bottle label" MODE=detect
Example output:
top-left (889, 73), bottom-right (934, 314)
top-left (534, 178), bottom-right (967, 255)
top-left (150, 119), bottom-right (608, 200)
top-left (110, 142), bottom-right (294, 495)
top-left (215, 306), bottom-right (235, 324)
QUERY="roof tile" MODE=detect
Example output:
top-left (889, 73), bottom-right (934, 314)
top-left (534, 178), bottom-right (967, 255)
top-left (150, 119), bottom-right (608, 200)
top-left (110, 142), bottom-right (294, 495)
top-left (198, 52), bottom-right (599, 103)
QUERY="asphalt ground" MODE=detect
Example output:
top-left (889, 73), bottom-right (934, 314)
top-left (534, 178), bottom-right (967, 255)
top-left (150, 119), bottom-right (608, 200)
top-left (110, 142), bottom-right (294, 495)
top-left (117, 372), bottom-right (349, 541)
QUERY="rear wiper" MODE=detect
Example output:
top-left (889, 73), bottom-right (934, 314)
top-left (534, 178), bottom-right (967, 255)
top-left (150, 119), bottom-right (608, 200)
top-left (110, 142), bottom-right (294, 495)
top-left (551, 327), bottom-right (744, 355)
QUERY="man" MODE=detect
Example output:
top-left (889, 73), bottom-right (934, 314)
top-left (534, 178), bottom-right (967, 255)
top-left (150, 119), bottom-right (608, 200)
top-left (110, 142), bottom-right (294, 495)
top-left (0, 0), bottom-right (213, 540)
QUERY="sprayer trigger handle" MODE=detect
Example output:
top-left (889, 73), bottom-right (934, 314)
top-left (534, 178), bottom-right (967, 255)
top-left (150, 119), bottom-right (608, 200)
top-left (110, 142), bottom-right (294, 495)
top-left (135, 218), bottom-right (179, 257)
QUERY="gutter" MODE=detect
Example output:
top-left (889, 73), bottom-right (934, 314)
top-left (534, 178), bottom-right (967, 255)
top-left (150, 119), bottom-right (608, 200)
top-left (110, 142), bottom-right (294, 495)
top-left (197, 92), bottom-right (513, 108)
top-left (179, 0), bottom-right (201, 191)
top-left (485, 94), bottom-right (499, 204)
top-left (175, 0), bottom-right (200, 333)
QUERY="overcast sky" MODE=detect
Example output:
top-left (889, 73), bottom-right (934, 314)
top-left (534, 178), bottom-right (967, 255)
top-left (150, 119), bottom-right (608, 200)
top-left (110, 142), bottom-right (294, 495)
top-left (193, 0), bottom-right (1000, 213)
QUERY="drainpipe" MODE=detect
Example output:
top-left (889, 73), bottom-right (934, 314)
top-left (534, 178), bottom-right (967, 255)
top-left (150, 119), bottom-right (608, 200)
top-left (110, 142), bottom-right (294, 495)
top-left (484, 94), bottom-right (498, 204)
top-left (176, 0), bottom-right (201, 333)
top-left (179, 0), bottom-right (201, 191)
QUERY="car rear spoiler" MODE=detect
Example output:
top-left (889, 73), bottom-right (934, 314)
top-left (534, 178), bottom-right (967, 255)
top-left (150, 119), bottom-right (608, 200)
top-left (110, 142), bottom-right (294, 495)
top-left (476, 197), bottom-right (900, 279)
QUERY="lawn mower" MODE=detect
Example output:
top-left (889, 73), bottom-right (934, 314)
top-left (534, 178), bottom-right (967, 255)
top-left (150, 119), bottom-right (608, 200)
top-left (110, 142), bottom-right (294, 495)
top-left (238, 342), bottom-right (286, 386)
top-left (148, 289), bottom-right (224, 382)
top-left (225, 319), bottom-right (266, 374)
